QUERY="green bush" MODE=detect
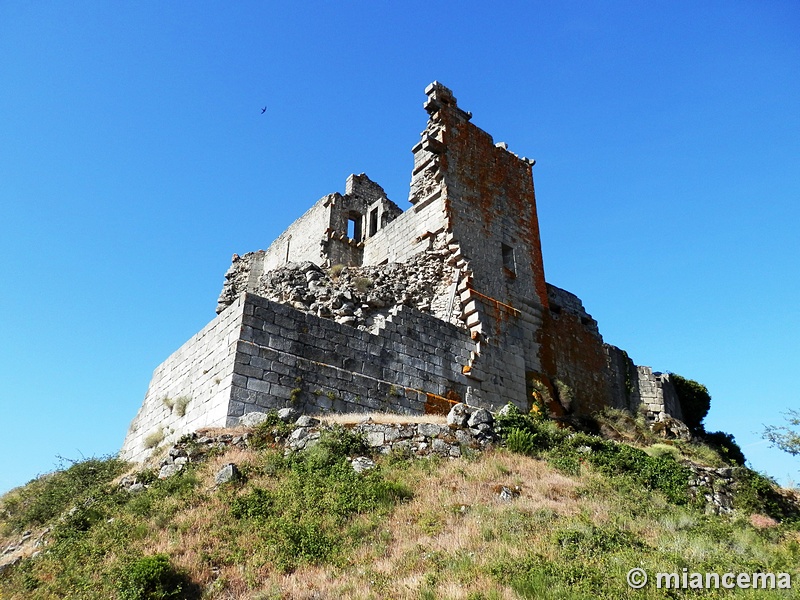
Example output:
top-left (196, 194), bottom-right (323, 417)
top-left (505, 428), bottom-right (539, 456)
top-left (248, 411), bottom-right (293, 450)
top-left (554, 522), bottom-right (645, 559)
top-left (116, 554), bottom-right (191, 600)
top-left (497, 412), bottom-right (692, 506)
top-left (734, 469), bottom-right (800, 523)
top-left (703, 430), bottom-right (746, 465)
top-left (670, 373), bottom-right (711, 432)
top-left (644, 443), bottom-right (681, 461)
top-left (315, 425), bottom-right (370, 461)
top-left (0, 456), bottom-right (127, 532)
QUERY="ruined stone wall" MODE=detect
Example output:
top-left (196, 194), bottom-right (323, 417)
top-left (123, 82), bottom-right (694, 464)
top-left (537, 284), bottom-right (615, 415)
top-left (228, 293), bottom-right (474, 423)
top-left (400, 83), bottom-right (548, 409)
top-left (122, 292), bottom-right (477, 462)
top-left (604, 344), bottom-right (641, 413)
top-left (637, 368), bottom-right (684, 420)
top-left (261, 194), bottom-right (334, 272)
top-left (361, 200), bottom-right (447, 265)
top-left (121, 295), bottom-right (247, 462)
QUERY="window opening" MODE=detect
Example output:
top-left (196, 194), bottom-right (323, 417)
top-left (347, 213), bottom-right (362, 242)
top-left (501, 243), bottom-right (516, 278)
top-left (369, 208), bottom-right (379, 237)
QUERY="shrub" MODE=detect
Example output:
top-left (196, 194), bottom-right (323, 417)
top-left (116, 554), bottom-right (191, 600)
top-left (669, 373), bottom-right (711, 432)
top-left (554, 522), bottom-right (644, 559)
top-left (329, 264), bottom-right (345, 278)
top-left (505, 428), bottom-right (539, 456)
top-left (703, 430), bottom-right (746, 465)
top-left (644, 443), bottom-right (681, 461)
top-left (231, 440), bottom-right (410, 570)
top-left (315, 424), bottom-right (370, 462)
top-left (354, 277), bottom-right (373, 293)
top-left (495, 411), bottom-right (565, 450)
top-left (734, 469), bottom-right (800, 523)
top-left (552, 379), bottom-right (573, 412)
top-left (0, 456), bottom-right (127, 532)
top-left (249, 411), bottom-right (293, 450)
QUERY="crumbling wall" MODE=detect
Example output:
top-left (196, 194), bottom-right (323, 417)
top-left (217, 175), bottom-right (404, 314)
top-left (361, 201), bottom-right (448, 265)
top-left (229, 293), bottom-right (473, 422)
top-left (250, 250), bottom-right (460, 330)
top-left (122, 292), bottom-right (477, 462)
top-left (261, 194), bottom-right (334, 272)
top-left (401, 82), bottom-right (547, 408)
top-left (539, 284), bottom-right (615, 415)
top-left (125, 81), bottom-right (693, 465)
top-left (637, 368), bottom-right (684, 421)
top-left (604, 344), bottom-right (641, 413)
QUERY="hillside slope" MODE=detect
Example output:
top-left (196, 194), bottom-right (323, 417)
top-left (1, 410), bottom-right (799, 599)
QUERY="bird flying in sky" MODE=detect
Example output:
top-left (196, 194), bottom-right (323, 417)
top-left (261, 106), bottom-right (267, 114)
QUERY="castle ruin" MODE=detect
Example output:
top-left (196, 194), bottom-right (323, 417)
top-left (121, 82), bottom-right (683, 463)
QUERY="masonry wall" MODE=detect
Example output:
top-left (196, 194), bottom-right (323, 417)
top-left (535, 284), bottom-right (615, 415)
top-left (637, 368), bottom-right (684, 420)
top-left (120, 295), bottom-right (246, 463)
top-left (260, 194), bottom-right (335, 272)
top-left (361, 196), bottom-right (447, 265)
top-left (227, 293), bottom-right (475, 424)
top-left (604, 344), bottom-right (641, 413)
top-left (400, 83), bottom-right (547, 409)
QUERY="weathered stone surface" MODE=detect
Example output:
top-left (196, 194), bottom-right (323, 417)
top-left (351, 456), bottom-right (376, 473)
top-left (497, 403), bottom-right (517, 417)
top-left (214, 463), bottom-right (241, 485)
top-left (277, 407), bottom-right (301, 423)
top-left (651, 412), bottom-right (692, 441)
top-left (418, 423), bottom-right (443, 438)
top-left (496, 485), bottom-right (521, 502)
top-left (239, 412), bottom-right (271, 427)
top-left (447, 403), bottom-right (470, 427)
top-left (295, 415), bottom-right (320, 428)
top-left (468, 408), bottom-right (493, 429)
top-left (158, 463), bottom-right (183, 479)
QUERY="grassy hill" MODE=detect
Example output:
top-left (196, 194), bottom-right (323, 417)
top-left (1, 410), bottom-right (799, 599)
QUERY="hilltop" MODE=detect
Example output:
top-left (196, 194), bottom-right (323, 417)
top-left (2, 406), bottom-right (799, 599)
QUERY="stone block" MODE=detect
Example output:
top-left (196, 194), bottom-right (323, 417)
top-left (246, 379), bottom-right (271, 393)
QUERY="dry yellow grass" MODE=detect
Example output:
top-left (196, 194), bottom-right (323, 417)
top-left (127, 447), bottom-right (602, 599)
top-left (320, 412), bottom-right (447, 426)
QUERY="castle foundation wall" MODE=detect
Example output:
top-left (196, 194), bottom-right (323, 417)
top-left (226, 294), bottom-right (475, 423)
top-left (120, 295), bottom-right (245, 462)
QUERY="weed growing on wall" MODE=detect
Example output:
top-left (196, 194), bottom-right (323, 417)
top-left (143, 428), bottom-right (165, 449)
top-left (173, 396), bottom-right (190, 417)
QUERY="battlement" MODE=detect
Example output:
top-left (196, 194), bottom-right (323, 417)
top-left (122, 83), bottom-right (683, 462)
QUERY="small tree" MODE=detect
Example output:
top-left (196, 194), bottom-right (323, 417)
top-left (763, 409), bottom-right (800, 456)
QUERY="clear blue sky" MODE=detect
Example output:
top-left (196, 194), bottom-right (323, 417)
top-left (1, 1), bottom-right (798, 494)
